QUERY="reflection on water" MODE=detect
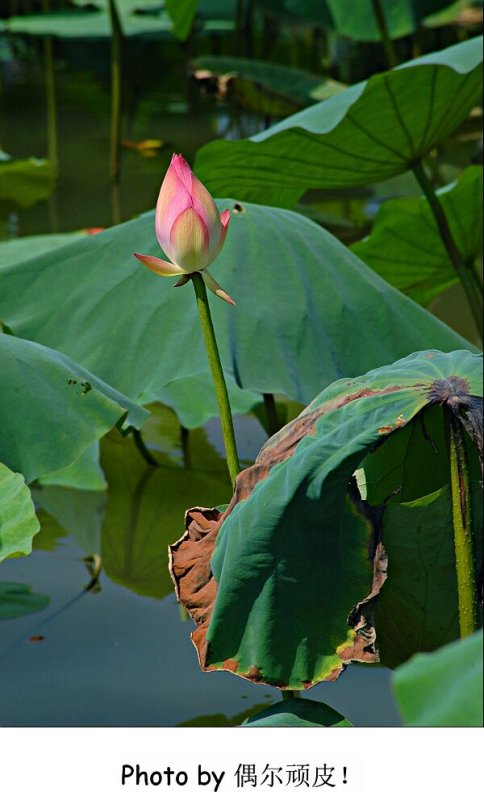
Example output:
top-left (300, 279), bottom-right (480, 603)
top-left (0, 411), bottom-right (402, 727)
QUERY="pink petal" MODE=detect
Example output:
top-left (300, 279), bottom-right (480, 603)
top-left (155, 157), bottom-right (192, 258)
top-left (169, 207), bottom-right (210, 272)
top-left (210, 208), bottom-right (230, 262)
top-left (202, 269), bottom-right (236, 305)
top-left (133, 252), bottom-right (184, 277)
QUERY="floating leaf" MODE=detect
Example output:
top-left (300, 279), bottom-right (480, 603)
top-left (0, 582), bottom-right (50, 621)
top-left (393, 629), bottom-right (483, 726)
top-left (0, 204), bottom-right (471, 430)
top-left (0, 158), bottom-right (55, 213)
top-left (0, 333), bottom-right (148, 483)
top-left (195, 37), bottom-right (483, 207)
top-left (242, 698), bottom-right (352, 727)
top-left (0, 462), bottom-right (40, 562)
top-left (191, 55), bottom-right (346, 115)
top-left (170, 350), bottom-right (482, 689)
top-left (352, 166), bottom-right (483, 305)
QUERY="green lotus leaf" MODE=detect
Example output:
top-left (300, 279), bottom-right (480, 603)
top-left (0, 203), bottom-right (471, 430)
top-left (165, 0), bottom-right (199, 39)
top-left (0, 462), bottom-right (40, 562)
top-left (0, 231), bottom-right (88, 271)
top-left (190, 55), bottom-right (346, 116)
top-left (241, 698), bottom-right (352, 727)
top-left (170, 350), bottom-right (482, 689)
top-left (0, 158), bottom-right (55, 213)
top-left (0, 582), bottom-right (50, 620)
top-left (375, 482), bottom-right (483, 668)
top-left (195, 37), bottom-right (483, 207)
top-left (393, 629), bottom-right (483, 726)
top-left (0, 333), bottom-right (147, 483)
top-left (254, 0), bottom-right (451, 38)
top-left (352, 166), bottom-right (483, 305)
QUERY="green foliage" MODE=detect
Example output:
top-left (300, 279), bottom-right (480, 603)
top-left (242, 698), bottom-right (352, 727)
top-left (0, 204), bottom-right (470, 431)
top-left (254, 0), bottom-right (452, 38)
top-left (191, 55), bottom-right (346, 116)
top-left (0, 158), bottom-right (55, 214)
top-left (165, 0), bottom-right (199, 40)
top-left (195, 37), bottom-right (483, 206)
top-left (0, 582), bottom-right (50, 620)
top-left (0, 463), bottom-right (40, 562)
top-left (376, 483), bottom-right (483, 668)
top-left (0, 232), bottom-right (88, 271)
top-left (352, 166), bottom-right (483, 305)
top-left (0, 332), bottom-right (147, 482)
top-left (192, 350), bottom-right (482, 688)
top-left (393, 630), bottom-right (483, 725)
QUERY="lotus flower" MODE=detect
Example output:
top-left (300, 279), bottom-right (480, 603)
top-left (134, 154), bottom-right (234, 305)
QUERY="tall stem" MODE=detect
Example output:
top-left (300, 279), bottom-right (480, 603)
top-left (371, 0), bottom-right (398, 69)
top-left (446, 409), bottom-right (477, 638)
top-left (191, 272), bottom-right (240, 487)
top-left (109, 0), bottom-right (123, 185)
top-left (413, 161), bottom-right (483, 338)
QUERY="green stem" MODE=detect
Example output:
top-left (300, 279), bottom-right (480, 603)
top-left (413, 161), bottom-right (483, 339)
top-left (132, 428), bottom-right (158, 467)
top-left (109, 0), bottom-right (123, 185)
top-left (371, 0), bottom-right (398, 69)
top-left (446, 409), bottom-right (477, 638)
top-left (281, 690), bottom-right (300, 700)
top-left (191, 272), bottom-right (240, 487)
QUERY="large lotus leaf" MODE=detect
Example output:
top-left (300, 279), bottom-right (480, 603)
top-left (6, 8), bottom-right (174, 39)
top-left (254, 0), bottom-right (451, 37)
top-left (424, 1), bottom-right (484, 29)
top-left (170, 349), bottom-right (482, 689)
top-left (0, 462), bottom-right (40, 562)
top-left (392, 629), bottom-right (483, 726)
top-left (0, 204), bottom-right (472, 430)
top-left (241, 698), bottom-right (351, 727)
top-left (0, 158), bottom-right (55, 213)
top-left (0, 333), bottom-right (147, 483)
top-left (38, 442), bottom-right (106, 491)
top-left (100, 430), bottom-right (231, 599)
top-left (190, 56), bottom-right (346, 116)
top-left (352, 166), bottom-right (483, 306)
top-left (324, 0), bottom-right (455, 41)
top-left (0, 232), bottom-right (89, 271)
top-left (0, 582), bottom-right (50, 621)
top-left (195, 37), bottom-right (483, 207)
top-left (375, 482), bottom-right (483, 669)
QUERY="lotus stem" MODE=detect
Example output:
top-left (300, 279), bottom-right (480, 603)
top-left (132, 428), bottom-right (158, 467)
top-left (413, 161), bottom-right (483, 340)
top-left (446, 409), bottom-right (477, 638)
top-left (371, 0), bottom-right (398, 69)
top-left (109, 0), bottom-right (123, 185)
top-left (191, 272), bottom-right (240, 487)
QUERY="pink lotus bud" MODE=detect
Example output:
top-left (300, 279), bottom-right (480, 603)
top-left (134, 154), bottom-right (234, 304)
